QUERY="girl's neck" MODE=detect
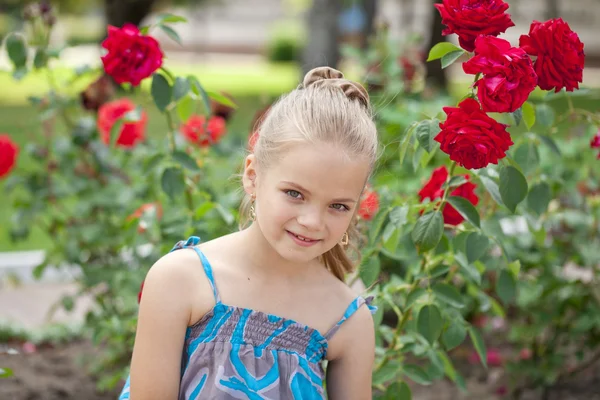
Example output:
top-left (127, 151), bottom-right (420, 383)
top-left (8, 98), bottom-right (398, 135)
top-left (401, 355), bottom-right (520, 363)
top-left (235, 224), bottom-right (323, 279)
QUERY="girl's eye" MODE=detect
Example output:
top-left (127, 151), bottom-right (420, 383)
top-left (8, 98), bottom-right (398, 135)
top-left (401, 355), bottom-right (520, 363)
top-left (286, 190), bottom-right (302, 199)
top-left (331, 203), bottom-right (350, 212)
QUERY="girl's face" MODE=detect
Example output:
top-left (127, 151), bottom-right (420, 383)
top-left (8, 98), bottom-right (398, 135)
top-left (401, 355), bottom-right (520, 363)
top-left (244, 142), bottom-right (371, 264)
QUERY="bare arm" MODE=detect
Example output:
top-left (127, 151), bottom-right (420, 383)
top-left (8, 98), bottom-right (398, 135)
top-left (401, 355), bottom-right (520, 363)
top-left (326, 305), bottom-right (376, 400)
top-left (128, 251), bottom-right (205, 400)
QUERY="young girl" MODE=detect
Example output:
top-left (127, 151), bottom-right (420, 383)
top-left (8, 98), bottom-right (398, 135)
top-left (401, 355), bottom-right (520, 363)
top-left (119, 66), bottom-right (379, 400)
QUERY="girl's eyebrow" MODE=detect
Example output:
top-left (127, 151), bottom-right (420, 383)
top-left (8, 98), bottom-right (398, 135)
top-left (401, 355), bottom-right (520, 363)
top-left (280, 181), bottom-right (357, 203)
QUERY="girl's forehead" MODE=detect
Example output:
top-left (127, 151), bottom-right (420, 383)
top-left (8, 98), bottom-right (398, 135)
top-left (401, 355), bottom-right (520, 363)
top-left (265, 143), bottom-right (370, 195)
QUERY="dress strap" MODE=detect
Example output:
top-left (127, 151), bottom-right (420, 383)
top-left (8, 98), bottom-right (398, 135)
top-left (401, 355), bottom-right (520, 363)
top-left (170, 236), bottom-right (221, 304)
top-left (324, 295), bottom-right (377, 340)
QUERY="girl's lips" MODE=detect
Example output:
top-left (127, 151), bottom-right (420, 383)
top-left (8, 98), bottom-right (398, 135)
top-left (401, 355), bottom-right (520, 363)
top-left (286, 231), bottom-right (320, 247)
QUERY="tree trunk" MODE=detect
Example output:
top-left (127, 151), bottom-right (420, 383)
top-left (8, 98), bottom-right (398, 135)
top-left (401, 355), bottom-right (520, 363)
top-left (302, 0), bottom-right (342, 75)
top-left (104, 0), bottom-right (157, 28)
top-left (360, 0), bottom-right (378, 49)
top-left (425, 0), bottom-right (448, 91)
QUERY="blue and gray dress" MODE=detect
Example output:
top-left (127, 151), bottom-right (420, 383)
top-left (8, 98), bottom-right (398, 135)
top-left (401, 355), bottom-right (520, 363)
top-left (119, 236), bottom-right (376, 399)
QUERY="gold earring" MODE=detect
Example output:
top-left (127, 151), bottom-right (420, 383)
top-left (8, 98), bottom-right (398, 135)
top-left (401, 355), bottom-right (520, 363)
top-left (340, 232), bottom-right (349, 246)
top-left (249, 195), bottom-right (256, 221)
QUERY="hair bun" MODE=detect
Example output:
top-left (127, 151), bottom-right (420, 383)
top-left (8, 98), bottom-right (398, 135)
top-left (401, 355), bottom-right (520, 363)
top-left (302, 66), bottom-right (370, 108)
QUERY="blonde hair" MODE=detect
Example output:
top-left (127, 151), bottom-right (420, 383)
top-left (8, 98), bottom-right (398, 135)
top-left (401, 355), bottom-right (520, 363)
top-left (240, 67), bottom-right (378, 281)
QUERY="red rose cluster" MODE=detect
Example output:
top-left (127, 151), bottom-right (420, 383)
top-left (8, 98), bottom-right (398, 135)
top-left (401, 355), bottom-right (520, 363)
top-left (433, 1), bottom-right (585, 169)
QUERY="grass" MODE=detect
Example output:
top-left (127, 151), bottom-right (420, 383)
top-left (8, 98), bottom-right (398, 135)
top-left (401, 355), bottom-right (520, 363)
top-left (0, 62), bottom-right (300, 106)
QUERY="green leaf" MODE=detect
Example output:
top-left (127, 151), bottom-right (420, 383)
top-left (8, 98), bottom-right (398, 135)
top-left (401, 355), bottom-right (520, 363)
top-left (385, 381), bottom-right (412, 400)
top-left (6, 33), bottom-right (28, 69)
top-left (527, 181), bottom-right (551, 216)
top-left (447, 196), bottom-right (480, 228)
top-left (468, 327), bottom-right (488, 369)
top-left (432, 283), bottom-right (465, 308)
top-left (478, 175), bottom-right (504, 207)
top-left (373, 359), bottom-right (402, 386)
top-left (172, 151), bottom-right (200, 171)
top-left (514, 143), bottom-right (540, 175)
top-left (151, 73), bottom-right (172, 112)
top-left (195, 202), bottom-right (216, 218)
top-left (511, 108), bottom-right (523, 126)
top-left (173, 77), bottom-right (191, 102)
top-left (403, 364), bottom-right (432, 385)
top-left (383, 225), bottom-right (401, 253)
top-left (536, 103), bottom-right (555, 127)
top-left (411, 211), bottom-right (444, 253)
top-left (161, 167), bottom-right (185, 200)
top-left (389, 206), bottom-right (409, 228)
top-left (442, 323), bottom-right (467, 351)
top-left (427, 42), bottom-right (463, 61)
top-left (465, 232), bottom-right (490, 263)
top-left (406, 287), bottom-right (427, 309)
top-left (33, 48), bottom-right (47, 69)
top-left (415, 119), bottom-right (440, 153)
top-left (406, 287), bottom-right (427, 310)
top-left (400, 122), bottom-right (418, 165)
top-left (0, 367), bottom-right (14, 378)
top-left (176, 95), bottom-right (195, 122)
top-left (418, 304), bottom-right (443, 344)
top-left (522, 101), bottom-right (536, 129)
top-left (359, 256), bottom-right (380, 287)
top-left (206, 90), bottom-right (238, 108)
top-left (159, 24), bottom-right (182, 45)
top-left (444, 176), bottom-right (468, 189)
top-left (496, 269), bottom-right (517, 305)
top-left (215, 203), bottom-right (235, 225)
top-left (188, 75), bottom-right (211, 115)
top-left (441, 50), bottom-right (466, 69)
top-left (508, 260), bottom-right (521, 278)
top-left (157, 13), bottom-right (188, 23)
top-left (139, 25), bottom-right (150, 35)
top-left (455, 253), bottom-right (481, 285)
top-left (499, 166), bottom-right (528, 213)
top-left (538, 134), bottom-right (561, 156)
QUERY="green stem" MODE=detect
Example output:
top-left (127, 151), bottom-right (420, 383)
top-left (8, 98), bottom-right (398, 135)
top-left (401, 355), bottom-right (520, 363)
top-left (438, 162), bottom-right (458, 210)
top-left (165, 111), bottom-right (177, 152)
top-left (160, 66), bottom-right (176, 83)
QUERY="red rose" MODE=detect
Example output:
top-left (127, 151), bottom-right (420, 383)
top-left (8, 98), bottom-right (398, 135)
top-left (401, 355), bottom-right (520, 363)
top-left (127, 202), bottom-right (163, 221)
top-left (591, 131), bottom-right (600, 148)
top-left (463, 36), bottom-right (537, 113)
top-left (101, 24), bottom-right (163, 86)
top-left (0, 134), bottom-right (19, 179)
top-left (435, 98), bottom-right (513, 169)
top-left (519, 18), bottom-right (585, 92)
top-left (418, 166), bottom-right (479, 226)
top-left (435, 0), bottom-right (515, 52)
top-left (358, 188), bottom-right (380, 221)
top-left (181, 115), bottom-right (227, 147)
top-left (591, 130), bottom-right (600, 159)
top-left (97, 99), bottom-right (147, 148)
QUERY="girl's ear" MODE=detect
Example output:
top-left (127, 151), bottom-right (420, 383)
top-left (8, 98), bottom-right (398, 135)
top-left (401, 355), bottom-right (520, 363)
top-left (242, 154), bottom-right (258, 195)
